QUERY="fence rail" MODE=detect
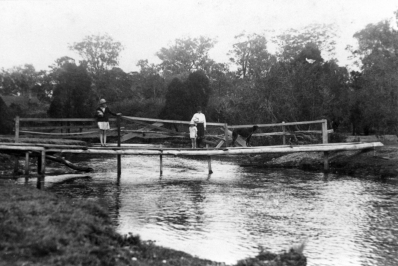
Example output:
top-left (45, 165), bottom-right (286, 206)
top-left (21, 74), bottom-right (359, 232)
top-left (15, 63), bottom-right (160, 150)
top-left (12, 116), bottom-right (333, 172)
top-left (14, 116), bottom-right (331, 148)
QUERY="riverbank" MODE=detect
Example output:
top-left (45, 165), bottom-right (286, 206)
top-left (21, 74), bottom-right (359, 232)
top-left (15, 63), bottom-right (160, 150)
top-left (242, 143), bottom-right (398, 179)
top-left (0, 181), bottom-right (306, 266)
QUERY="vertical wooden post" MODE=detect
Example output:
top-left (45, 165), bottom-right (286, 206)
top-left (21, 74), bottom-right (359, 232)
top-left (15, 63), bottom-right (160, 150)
top-left (160, 154), bottom-right (163, 176)
top-left (282, 121), bottom-right (286, 145)
top-left (224, 123), bottom-right (228, 148)
top-left (40, 150), bottom-right (46, 175)
top-left (322, 119), bottom-right (328, 144)
top-left (37, 153), bottom-right (42, 174)
top-left (207, 144), bottom-right (213, 174)
top-left (15, 116), bottom-right (20, 143)
top-left (36, 176), bottom-right (44, 189)
top-left (324, 151), bottom-right (329, 172)
top-left (13, 156), bottom-right (19, 175)
top-left (24, 152), bottom-right (30, 175)
top-left (322, 119), bottom-right (329, 172)
top-left (117, 115), bottom-right (121, 177)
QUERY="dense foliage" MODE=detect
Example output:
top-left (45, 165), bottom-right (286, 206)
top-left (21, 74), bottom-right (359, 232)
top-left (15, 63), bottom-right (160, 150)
top-left (160, 71), bottom-right (211, 120)
top-left (48, 62), bottom-right (95, 118)
top-left (1, 11), bottom-right (398, 135)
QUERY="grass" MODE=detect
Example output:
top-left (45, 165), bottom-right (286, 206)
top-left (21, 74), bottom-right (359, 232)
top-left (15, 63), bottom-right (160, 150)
top-left (0, 181), bottom-right (306, 266)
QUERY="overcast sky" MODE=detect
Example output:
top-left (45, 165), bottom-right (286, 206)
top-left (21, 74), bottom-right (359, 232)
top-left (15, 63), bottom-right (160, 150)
top-left (1, 0), bottom-right (397, 72)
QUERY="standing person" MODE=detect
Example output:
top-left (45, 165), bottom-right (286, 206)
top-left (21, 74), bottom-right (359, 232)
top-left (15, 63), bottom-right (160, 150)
top-left (190, 106), bottom-right (206, 148)
top-left (189, 122), bottom-right (198, 149)
top-left (96, 99), bottom-right (121, 147)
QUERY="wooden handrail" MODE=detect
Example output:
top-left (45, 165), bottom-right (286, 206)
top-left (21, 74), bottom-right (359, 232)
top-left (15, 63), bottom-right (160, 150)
top-left (227, 119), bottom-right (326, 129)
top-left (20, 126), bottom-right (100, 130)
top-left (17, 118), bottom-right (117, 122)
top-left (121, 115), bottom-right (225, 126)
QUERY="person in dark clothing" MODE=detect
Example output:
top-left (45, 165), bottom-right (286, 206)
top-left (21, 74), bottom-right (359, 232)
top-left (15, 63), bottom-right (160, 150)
top-left (232, 126), bottom-right (258, 147)
top-left (96, 99), bottom-right (121, 146)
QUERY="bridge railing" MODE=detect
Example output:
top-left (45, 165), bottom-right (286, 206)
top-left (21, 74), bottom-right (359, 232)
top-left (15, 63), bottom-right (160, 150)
top-left (14, 116), bottom-right (331, 147)
top-left (14, 117), bottom-right (118, 142)
top-left (227, 119), bottom-right (332, 146)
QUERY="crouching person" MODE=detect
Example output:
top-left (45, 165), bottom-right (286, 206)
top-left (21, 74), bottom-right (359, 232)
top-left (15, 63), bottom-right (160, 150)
top-left (232, 125), bottom-right (258, 147)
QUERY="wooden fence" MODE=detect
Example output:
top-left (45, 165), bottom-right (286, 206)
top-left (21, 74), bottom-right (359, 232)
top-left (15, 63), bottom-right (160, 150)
top-left (11, 116), bottom-right (339, 173)
top-left (14, 116), bottom-right (332, 147)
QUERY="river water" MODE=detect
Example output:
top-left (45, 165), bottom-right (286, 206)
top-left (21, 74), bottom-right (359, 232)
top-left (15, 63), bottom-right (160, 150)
top-left (39, 155), bottom-right (398, 266)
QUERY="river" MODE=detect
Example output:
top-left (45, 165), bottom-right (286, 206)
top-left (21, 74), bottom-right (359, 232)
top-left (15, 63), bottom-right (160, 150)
top-left (38, 154), bottom-right (398, 266)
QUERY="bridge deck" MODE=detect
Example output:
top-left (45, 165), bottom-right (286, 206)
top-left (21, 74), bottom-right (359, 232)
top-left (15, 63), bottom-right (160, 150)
top-left (1, 142), bottom-right (384, 156)
top-left (1, 141), bottom-right (384, 176)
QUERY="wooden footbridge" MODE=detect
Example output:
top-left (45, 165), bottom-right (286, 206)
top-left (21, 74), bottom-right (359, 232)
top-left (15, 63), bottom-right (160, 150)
top-left (1, 116), bottom-right (384, 177)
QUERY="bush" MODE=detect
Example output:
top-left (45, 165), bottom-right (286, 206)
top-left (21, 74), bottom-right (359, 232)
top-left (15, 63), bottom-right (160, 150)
top-left (0, 96), bottom-right (13, 134)
top-left (110, 98), bottom-right (165, 118)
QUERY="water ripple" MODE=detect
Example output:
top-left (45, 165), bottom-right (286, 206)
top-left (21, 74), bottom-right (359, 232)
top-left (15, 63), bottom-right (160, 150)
top-left (42, 155), bottom-right (398, 266)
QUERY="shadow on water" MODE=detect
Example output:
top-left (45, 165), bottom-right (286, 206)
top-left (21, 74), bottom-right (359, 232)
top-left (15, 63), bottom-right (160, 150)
top-left (25, 155), bottom-right (398, 266)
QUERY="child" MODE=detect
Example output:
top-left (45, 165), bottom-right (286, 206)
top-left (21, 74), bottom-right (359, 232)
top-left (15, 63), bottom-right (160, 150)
top-left (189, 122), bottom-right (198, 149)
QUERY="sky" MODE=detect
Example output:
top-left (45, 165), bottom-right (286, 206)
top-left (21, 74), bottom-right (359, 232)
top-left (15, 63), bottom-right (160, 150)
top-left (1, 0), bottom-right (398, 73)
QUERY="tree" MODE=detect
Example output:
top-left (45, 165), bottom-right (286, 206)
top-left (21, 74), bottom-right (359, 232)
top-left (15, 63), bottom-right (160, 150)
top-left (228, 33), bottom-right (275, 79)
top-left (95, 67), bottom-right (135, 102)
top-left (69, 34), bottom-right (124, 96)
top-left (350, 13), bottom-right (398, 134)
top-left (48, 62), bottom-right (95, 118)
top-left (159, 71), bottom-right (211, 121)
top-left (156, 36), bottom-right (217, 79)
top-left (273, 23), bottom-right (338, 62)
top-left (208, 63), bottom-right (231, 97)
top-left (159, 77), bottom-right (187, 120)
top-left (0, 64), bottom-right (40, 97)
top-left (136, 60), bottom-right (166, 99)
top-left (185, 70), bottom-right (211, 115)
top-left (0, 96), bottom-right (13, 134)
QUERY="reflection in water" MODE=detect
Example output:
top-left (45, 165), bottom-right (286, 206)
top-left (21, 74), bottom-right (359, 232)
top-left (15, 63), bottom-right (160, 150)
top-left (36, 155), bottom-right (398, 266)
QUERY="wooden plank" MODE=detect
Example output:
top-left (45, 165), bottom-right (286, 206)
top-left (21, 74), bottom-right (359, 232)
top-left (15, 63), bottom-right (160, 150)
top-left (126, 120), bottom-right (184, 135)
top-left (122, 115), bottom-right (225, 126)
top-left (44, 142), bottom-right (384, 155)
top-left (20, 126), bottom-right (98, 130)
top-left (228, 120), bottom-right (325, 129)
top-left (19, 118), bottom-right (116, 122)
top-left (121, 132), bottom-right (187, 140)
top-left (121, 122), bottom-right (164, 142)
top-left (215, 140), bottom-right (225, 148)
top-left (46, 155), bottom-right (93, 172)
top-left (0, 143), bottom-right (87, 149)
top-left (0, 145), bottom-right (45, 151)
top-left (20, 130), bottom-right (100, 136)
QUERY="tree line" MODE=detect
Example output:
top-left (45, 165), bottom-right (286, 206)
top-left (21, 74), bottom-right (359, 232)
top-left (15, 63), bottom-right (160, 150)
top-left (1, 10), bottom-right (398, 136)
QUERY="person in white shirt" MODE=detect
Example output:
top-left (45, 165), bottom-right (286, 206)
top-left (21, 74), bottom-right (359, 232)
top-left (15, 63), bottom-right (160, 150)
top-left (189, 122), bottom-right (198, 148)
top-left (190, 106), bottom-right (206, 148)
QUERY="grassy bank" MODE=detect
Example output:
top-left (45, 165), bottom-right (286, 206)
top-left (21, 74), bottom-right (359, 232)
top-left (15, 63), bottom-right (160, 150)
top-left (242, 144), bottom-right (398, 179)
top-left (0, 181), bottom-right (306, 266)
